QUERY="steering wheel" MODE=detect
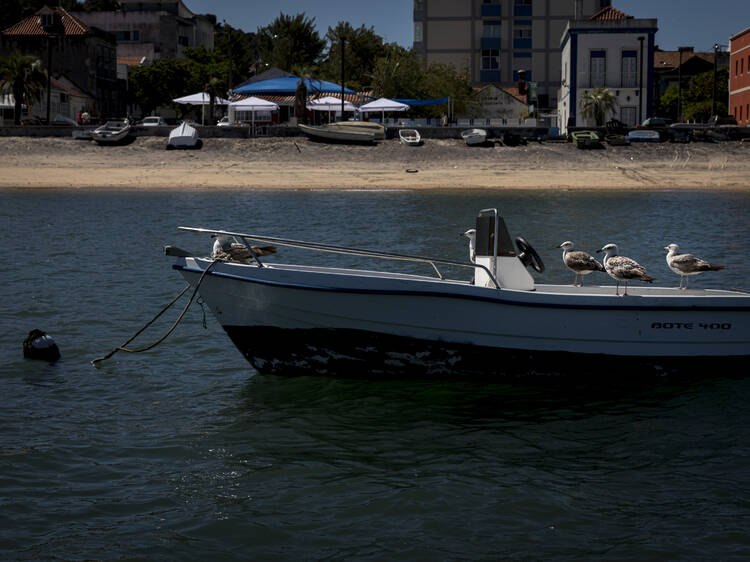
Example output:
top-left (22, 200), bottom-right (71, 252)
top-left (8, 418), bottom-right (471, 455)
top-left (515, 237), bottom-right (545, 273)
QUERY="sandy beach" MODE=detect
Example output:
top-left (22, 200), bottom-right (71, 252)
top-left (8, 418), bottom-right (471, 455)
top-left (1, 135), bottom-right (748, 191)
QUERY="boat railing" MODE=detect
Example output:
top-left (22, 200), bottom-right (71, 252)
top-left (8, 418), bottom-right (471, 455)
top-left (179, 227), bottom-right (501, 289)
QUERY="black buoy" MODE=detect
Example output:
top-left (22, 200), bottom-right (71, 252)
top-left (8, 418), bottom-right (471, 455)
top-left (23, 329), bottom-right (61, 362)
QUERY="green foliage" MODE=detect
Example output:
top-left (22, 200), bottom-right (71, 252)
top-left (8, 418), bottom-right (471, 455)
top-left (255, 13), bottom-right (325, 73)
top-left (319, 22), bottom-right (387, 91)
top-left (579, 86), bottom-right (618, 126)
top-left (370, 46), bottom-right (471, 117)
top-left (0, 50), bottom-right (47, 124)
top-left (128, 58), bottom-right (198, 117)
top-left (683, 67), bottom-right (728, 122)
top-left (657, 83), bottom-right (679, 120)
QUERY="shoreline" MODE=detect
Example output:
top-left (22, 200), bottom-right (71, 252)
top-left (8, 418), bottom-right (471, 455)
top-left (2, 136), bottom-right (749, 191)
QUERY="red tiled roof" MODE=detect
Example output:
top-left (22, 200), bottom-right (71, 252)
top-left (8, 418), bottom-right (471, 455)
top-left (589, 6), bottom-right (632, 21)
top-left (654, 50), bottom-right (716, 70)
top-left (2, 7), bottom-right (90, 36)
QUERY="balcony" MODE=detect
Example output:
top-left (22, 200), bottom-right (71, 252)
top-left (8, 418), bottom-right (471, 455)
top-left (513, 38), bottom-right (531, 49)
top-left (514, 5), bottom-right (532, 17)
top-left (481, 4), bottom-right (502, 18)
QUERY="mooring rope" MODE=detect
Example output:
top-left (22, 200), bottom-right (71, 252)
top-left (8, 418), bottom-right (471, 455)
top-left (91, 260), bottom-right (219, 365)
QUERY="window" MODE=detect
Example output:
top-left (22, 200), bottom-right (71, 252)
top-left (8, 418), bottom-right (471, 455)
top-left (514, 0), bottom-right (532, 16)
top-left (590, 50), bottom-right (606, 87)
top-left (178, 35), bottom-right (189, 47)
top-left (414, 22), bottom-right (423, 43)
top-left (40, 13), bottom-right (53, 27)
top-left (482, 49), bottom-right (500, 70)
top-left (114, 30), bottom-right (140, 42)
top-left (621, 50), bottom-right (637, 87)
top-left (414, 0), bottom-right (424, 9)
top-left (513, 27), bottom-right (531, 49)
top-left (742, 57), bottom-right (745, 75)
top-left (483, 21), bottom-right (501, 37)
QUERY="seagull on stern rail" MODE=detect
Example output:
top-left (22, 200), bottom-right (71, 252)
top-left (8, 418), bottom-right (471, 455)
top-left (211, 234), bottom-right (277, 264)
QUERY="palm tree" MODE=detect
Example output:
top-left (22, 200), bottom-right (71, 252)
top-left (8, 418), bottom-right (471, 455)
top-left (0, 51), bottom-right (47, 125)
top-left (579, 86), bottom-right (618, 127)
top-left (204, 76), bottom-right (225, 123)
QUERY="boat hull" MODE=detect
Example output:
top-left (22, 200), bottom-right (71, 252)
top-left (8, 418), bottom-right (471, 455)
top-left (175, 259), bottom-right (750, 376)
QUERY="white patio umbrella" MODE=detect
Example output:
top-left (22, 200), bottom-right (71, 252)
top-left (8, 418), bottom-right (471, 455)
top-left (307, 95), bottom-right (356, 122)
top-left (228, 97), bottom-right (279, 135)
top-left (172, 92), bottom-right (229, 125)
top-left (359, 97), bottom-right (410, 124)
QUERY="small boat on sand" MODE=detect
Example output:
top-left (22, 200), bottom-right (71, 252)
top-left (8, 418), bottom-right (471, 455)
top-left (91, 119), bottom-right (133, 145)
top-left (169, 208), bottom-right (750, 377)
top-left (570, 130), bottom-right (602, 148)
top-left (167, 121), bottom-right (201, 149)
top-left (627, 129), bottom-right (661, 143)
top-left (399, 128), bottom-right (422, 146)
top-left (326, 121), bottom-right (385, 140)
top-left (298, 123), bottom-right (376, 144)
top-left (461, 128), bottom-right (487, 146)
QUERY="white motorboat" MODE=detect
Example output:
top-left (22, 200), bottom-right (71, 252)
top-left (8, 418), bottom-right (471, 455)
top-left (167, 121), bottom-right (201, 149)
top-left (461, 128), bottom-right (488, 146)
top-left (298, 123), bottom-right (376, 143)
top-left (626, 129), bottom-right (662, 143)
top-left (91, 119), bottom-right (132, 145)
top-left (399, 128), bottom-right (422, 146)
top-left (169, 209), bottom-right (750, 377)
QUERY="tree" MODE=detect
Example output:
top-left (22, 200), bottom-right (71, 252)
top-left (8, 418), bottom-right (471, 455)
top-left (370, 45), bottom-right (472, 118)
top-left (0, 50), bottom-right (47, 124)
top-left (683, 67), bottom-right (729, 122)
top-left (128, 58), bottom-right (197, 117)
top-left (255, 13), bottom-right (325, 72)
top-left (579, 86), bottom-right (618, 126)
top-left (320, 22), bottom-right (387, 91)
top-left (656, 83), bottom-right (679, 121)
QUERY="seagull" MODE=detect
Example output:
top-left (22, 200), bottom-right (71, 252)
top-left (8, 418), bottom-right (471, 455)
top-left (461, 228), bottom-right (477, 263)
top-left (557, 241), bottom-right (604, 286)
top-left (211, 234), bottom-right (277, 264)
top-left (664, 243), bottom-right (725, 289)
top-left (597, 243), bottom-right (657, 296)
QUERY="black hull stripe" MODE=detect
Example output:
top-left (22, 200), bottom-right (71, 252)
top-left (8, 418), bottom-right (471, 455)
top-left (174, 264), bottom-right (750, 313)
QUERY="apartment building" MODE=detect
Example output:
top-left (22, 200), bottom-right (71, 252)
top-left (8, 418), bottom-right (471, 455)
top-left (729, 26), bottom-right (750, 126)
top-left (413, 0), bottom-right (612, 110)
top-left (557, 7), bottom-right (657, 132)
top-left (75, 0), bottom-right (214, 63)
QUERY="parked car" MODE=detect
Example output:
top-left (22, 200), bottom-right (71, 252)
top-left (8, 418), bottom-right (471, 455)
top-left (141, 116), bottom-right (168, 127)
top-left (640, 117), bottom-right (673, 129)
top-left (217, 116), bottom-right (230, 127)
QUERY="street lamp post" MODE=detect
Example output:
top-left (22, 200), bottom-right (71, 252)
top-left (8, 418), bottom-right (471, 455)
top-left (677, 46), bottom-right (691, 122)
top-left (712, 43), bottom-right (719, 117)
top-left (638, 36), bottom-right (644, 123)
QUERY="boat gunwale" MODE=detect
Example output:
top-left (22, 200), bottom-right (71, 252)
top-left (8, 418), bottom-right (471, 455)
top-left (174, 260), bottom-right (750, 312)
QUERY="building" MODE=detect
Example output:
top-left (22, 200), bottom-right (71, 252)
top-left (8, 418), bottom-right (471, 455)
top-left (74, 0), bottom-right (214, 63)
top-left (473, 83), bottom-right (529, 120)
top-left (557, 6), bottom-right (657, 133)
top-left (1, 6), bottom-right (121, 120)
top-left (413, 0), bottom-right (612, 110)
top-left (729, 26), bottom-right (750, 126)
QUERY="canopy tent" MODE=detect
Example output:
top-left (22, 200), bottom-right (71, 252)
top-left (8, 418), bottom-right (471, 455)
top-left (306, 96), bottom-right (356, 123)
top-left (172, 92), bottom-right (229, 125)
top-left (233, 76), bottom-right (355, 96)
top-left (228, 97), bottom-right (279, 134)
top-left (358, 97), bottom-right (410, 123)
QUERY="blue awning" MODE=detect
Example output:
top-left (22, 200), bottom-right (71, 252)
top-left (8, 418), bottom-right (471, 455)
top-left (392, 97), bottom-right (450, 106)
top-left (233, 77), bottom-right (355, 95)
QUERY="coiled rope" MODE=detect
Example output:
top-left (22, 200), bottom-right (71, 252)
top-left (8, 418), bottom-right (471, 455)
top-left (91, 260), bottom-right (219, 365)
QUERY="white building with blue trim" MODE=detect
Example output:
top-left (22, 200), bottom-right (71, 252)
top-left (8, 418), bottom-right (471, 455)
top-left (558, 7), bottom-right (657, 134)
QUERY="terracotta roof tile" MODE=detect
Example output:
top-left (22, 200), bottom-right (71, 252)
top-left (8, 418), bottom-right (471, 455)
top-left (118, 56), bottom-right (148, 66)
top-left (2, 7), bottom-right (89, 36)
top-left (588, 6), bottom-right (632, 21)
top-left (654, 50), bottom-right (717, 70)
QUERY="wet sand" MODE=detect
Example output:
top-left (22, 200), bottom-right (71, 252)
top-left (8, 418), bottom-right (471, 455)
top-left (1, 136), bottom-right (748, 191)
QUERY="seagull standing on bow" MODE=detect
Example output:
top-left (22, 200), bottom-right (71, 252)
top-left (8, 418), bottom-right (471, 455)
top-left (597, 243), bottom-right (657, 296)
top-left (461, 229), bottom-right (477, 263)
top-left (557, 241), bottom-right (604, 286)
top-left (211, 234), bottom-right (277, 264)
top-left (664, 243), bottom-right (725, 289)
